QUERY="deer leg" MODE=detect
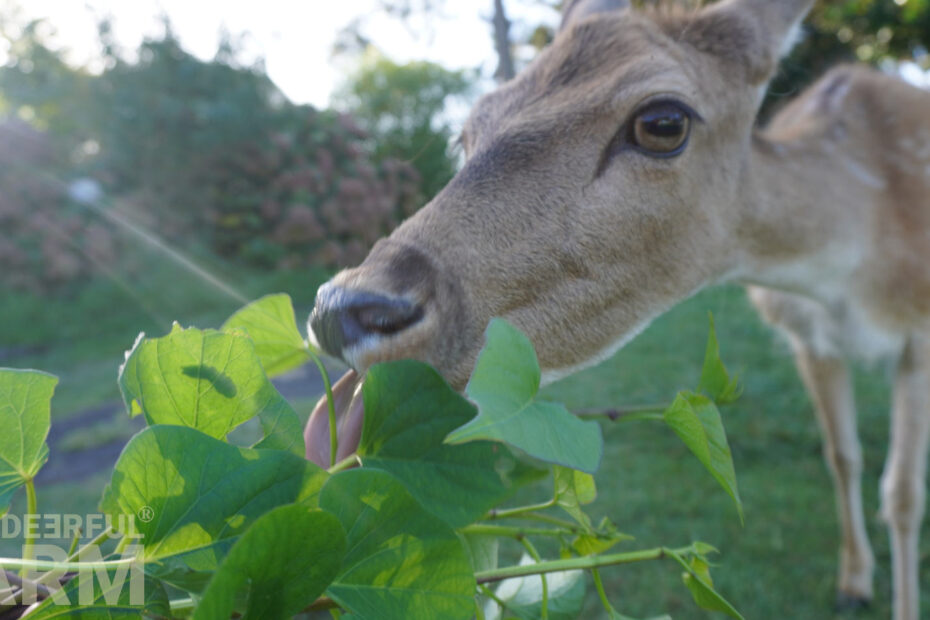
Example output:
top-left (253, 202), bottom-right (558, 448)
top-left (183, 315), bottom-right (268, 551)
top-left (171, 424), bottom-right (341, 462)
top-left (792, 343), bottom-right (874, 606)
top-left (880, 337), bottom-right (930, 620)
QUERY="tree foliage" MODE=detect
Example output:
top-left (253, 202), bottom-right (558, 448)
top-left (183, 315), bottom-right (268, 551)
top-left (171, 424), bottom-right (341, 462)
top-left (0, 20), bottom-right (439, 280)
top-left (766, 0), bottom-right (930, 114)
top-left (335, 50), bottom-right (473, 200)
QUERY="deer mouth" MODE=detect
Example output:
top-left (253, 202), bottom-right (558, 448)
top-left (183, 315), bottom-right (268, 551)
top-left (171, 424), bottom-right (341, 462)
top-left (304, 368), bottom-right (366, 467)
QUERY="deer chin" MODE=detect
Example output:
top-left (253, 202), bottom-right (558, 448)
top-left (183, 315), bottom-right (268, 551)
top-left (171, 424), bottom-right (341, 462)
top-left (304, 369), bottom-right (365, 467)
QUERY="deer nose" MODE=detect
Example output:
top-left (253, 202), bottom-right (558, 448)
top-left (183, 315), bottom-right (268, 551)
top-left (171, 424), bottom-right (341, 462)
top-left (310, 284), bottom-right (424, 360)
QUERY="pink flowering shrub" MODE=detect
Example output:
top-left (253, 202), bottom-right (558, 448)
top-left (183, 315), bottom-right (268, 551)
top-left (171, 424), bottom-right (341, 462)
top-left (0, 120), bottom-right (118, 293)
top-left (208, 109), bottom-right (422, 269)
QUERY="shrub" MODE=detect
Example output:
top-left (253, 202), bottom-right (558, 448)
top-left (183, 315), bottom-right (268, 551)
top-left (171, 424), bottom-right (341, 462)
top-left (207, 109), bottom-right (422, 269)
top-left (0, 119), bottom-right (117, 293)
top-left (0, 295), bottom-right (747, 619)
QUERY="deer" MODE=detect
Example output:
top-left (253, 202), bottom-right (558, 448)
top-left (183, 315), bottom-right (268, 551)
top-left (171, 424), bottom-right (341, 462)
top-left (302, 0), bottom-right (930, 617)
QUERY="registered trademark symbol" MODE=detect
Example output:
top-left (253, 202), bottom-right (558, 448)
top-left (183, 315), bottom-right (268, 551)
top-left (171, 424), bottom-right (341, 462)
top-left (137, 506), bottom-right (155, 523)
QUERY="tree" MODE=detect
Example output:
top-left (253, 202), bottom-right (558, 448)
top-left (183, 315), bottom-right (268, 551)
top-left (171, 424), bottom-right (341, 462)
top-left (764, 0), bottom-right (930, 115)
top-left (334, 50), bottom-right (473, 200)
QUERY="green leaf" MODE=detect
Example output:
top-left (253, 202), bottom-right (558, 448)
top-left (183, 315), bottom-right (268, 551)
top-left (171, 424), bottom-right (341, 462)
top-left (663, 391), bottom-right (743, 522)
top-left (99, 425), bottom-right (327, 590)
top-left (553, 466), bottom-right (596, 531)
top-left (445, 319), bottom-right (603, 473)
top-left (319, 469), bottom-right (475, 620)
top-left (460, 533), bottom-right (499, 574)
top-left (698, 314), bottom-right (741, 405)
top-left (359, 360), bottom-right (541, 527)
top-left (484, 554), bottom-right (585, 620)
top-left (24, 571), bottom-right (169, 619)
top-left (194, 505), bottom-right (346, 620)
top-left (671, 552), bottom-right (743, 619)
top-left (221, 293), bottom-right (312, 377)
top-left (571, 516), bottom-right (634, 556)
top-left (119, 324), bottom-right (303, 455)
top-left (0, 368), bottom-right (57, 515)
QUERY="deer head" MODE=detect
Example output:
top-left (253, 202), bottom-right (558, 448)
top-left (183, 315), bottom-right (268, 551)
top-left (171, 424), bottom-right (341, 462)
top-left (305, 0), bottom-right (815, 462)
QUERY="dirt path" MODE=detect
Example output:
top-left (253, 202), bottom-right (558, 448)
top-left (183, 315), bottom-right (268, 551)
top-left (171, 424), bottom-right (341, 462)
top-left (35, 363), bottom-right (343, 485)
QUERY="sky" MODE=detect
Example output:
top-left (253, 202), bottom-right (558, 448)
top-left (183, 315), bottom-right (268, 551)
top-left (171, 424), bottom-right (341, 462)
top-left (2, 0), bottom-right (559, 109)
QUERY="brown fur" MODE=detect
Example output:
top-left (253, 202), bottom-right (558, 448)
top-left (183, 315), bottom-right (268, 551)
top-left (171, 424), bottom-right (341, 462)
top-left (310, 1), bottom-right (930, 616)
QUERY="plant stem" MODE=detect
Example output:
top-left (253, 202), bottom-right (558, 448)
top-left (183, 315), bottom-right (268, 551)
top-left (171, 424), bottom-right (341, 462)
top-left (484, 499), bottom-right (556, 521)
top-left (327, 454), bottom-right (359, 474)
top-left (520, 537), bottom-right (548, 620)
top-left (66, 529), bottom-right (81, 558)
top-left (33, 527), bottom-right (118, 590)
top-left (591, 568), bottom-right (615, 614)
top-left (461, 524), bottom-right (571, 539)
top-left (0, 557), bottom-right (137, 573)
top-left (307, 349), bottom-right (339, 468)
top-left (574, 405), bottom-right (667, 422)
top-left (512, 512), bottom-right (580, 529)
top-left (21, 480), bottom-right (37, 578)
top-left (169, 597), bottom-right (195, 612)
top-left (483, 508), bottom-right (578, 531)
top-left (475, 545), bottom-right (694, 584)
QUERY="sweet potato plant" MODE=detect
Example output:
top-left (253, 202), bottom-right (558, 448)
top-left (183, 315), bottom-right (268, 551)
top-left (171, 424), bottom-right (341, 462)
top-left (0, 294), bottom-right (745, 619)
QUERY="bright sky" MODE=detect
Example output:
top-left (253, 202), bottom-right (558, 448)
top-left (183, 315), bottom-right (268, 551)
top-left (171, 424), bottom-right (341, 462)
top-left (4, 0), bottom-right (559, 108)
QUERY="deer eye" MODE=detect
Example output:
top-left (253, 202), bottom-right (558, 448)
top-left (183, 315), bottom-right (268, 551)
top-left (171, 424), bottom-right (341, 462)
top-left (630, 101), bottom-right (692, 157)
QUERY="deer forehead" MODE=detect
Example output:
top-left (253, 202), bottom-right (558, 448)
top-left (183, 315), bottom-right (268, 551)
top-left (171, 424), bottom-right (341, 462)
top-left (464, 11), bottom-right (752, 152)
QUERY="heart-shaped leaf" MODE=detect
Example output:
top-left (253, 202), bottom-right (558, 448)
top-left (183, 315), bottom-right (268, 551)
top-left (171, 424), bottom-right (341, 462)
top-left (663, 392), bottom-right (743, 522)
top-left (24, 570), bottom-right (169, 619)
top-left (445, 319), bottom-right (603, 473)
top-left (0, 368), bottom-right (57, 515)
top-left (222, 293), bottom-right (312, 377)
top-left (119, 324), bottom-right (302, 455)
top-left (319, 469), bottom-right (475, 620)
top-left (100, 425), bottom-right (327, 590)
top-left (359, 360), bottom-right (542, 527)
top-left (194, 505), bottom-right (346, 620)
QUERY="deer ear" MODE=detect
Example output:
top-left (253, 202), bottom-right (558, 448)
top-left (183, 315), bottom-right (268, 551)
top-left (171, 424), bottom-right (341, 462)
top-left (560, 0), bottom-right (630, 32)
top-left (685, 0), bottom-right (814, 83)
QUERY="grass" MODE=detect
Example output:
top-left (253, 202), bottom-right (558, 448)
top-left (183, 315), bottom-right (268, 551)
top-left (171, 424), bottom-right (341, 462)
top-left (2, 269), bottom-right (926, 619)
top-left (540, 284), bottom-right (924, 619)
top-left (0, 244), bottom-right (331, 419)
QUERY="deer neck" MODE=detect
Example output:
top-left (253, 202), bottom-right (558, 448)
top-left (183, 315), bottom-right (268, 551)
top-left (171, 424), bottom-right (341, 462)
top-left (728, 130), bottom-right (874, 303)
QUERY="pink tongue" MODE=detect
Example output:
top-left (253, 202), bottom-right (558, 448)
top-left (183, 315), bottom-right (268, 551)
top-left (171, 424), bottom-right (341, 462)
top-left (304, 369), bottom-right (366, 467)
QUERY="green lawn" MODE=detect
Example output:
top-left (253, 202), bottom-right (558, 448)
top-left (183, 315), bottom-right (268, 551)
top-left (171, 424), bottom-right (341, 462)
top-left (540, 284), bottom-right (925, 619)
top-left (2, 270), bottom-right (925, 619)
top-left (0, 247), bottom-right (330, 419)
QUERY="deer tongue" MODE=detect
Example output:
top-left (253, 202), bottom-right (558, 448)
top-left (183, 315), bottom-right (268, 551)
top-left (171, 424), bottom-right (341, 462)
top-left (304, 369), bottom-right (365, 467)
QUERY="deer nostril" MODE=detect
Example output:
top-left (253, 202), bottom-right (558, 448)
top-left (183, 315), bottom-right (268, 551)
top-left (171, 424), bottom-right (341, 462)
top-left (353, 302), bottom-right (423, 336)
top-left (310, 284), bottom-right (424, 360)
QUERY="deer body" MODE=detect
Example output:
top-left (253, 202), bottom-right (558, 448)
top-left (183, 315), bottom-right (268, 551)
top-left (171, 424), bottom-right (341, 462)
top-left (307, 2), bottom-right (930, 617)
